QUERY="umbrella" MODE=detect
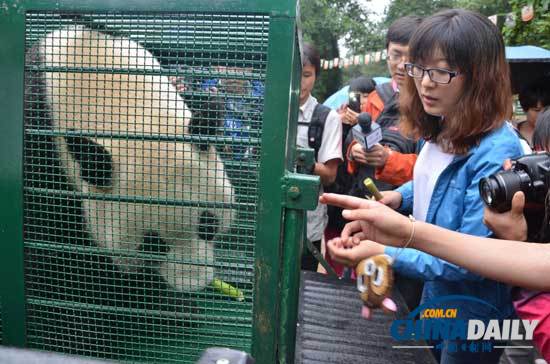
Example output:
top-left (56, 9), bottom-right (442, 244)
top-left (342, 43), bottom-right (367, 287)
top-left (506, 45), bottom-right (550, 93)
top-left (323, 76), bottom-right (391, 110)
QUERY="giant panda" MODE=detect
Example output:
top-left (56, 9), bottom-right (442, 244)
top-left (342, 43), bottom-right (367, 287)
top-left (24, 25), bottom-right (235, 293)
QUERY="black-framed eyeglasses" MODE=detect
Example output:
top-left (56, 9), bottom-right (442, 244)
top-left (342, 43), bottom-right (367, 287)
top-left (405, 63), bottom-right (460, 84)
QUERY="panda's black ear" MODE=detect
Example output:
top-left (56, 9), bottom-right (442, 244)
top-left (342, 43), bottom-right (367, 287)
top-left (186, 93), bottom-right (225, 151)
top-left (64, 134), bottom-right (113, 189)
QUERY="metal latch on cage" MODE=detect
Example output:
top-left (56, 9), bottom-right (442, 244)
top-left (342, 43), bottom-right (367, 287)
top-left (282, 172), bottom-right (320, 210)
top-left (295, 147), bottom-right (316, 175)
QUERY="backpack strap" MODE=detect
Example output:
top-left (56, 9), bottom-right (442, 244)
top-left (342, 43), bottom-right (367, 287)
top-left (374, 83), bottom-right (400, 129)
top-left (375, 82), bottom-right (395, 105)
top-left (308, 103), bottom-right (331, 161)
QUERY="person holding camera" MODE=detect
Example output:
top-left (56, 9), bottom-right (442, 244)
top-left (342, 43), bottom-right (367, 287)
top-left (332, 9), bottom-right (525, 364)
top-left (486, 107), bottom-right (550, 364)
top-left (339, 76), bottom-right (377, 126)
top-left (484, 108), bottom-right (550, 244)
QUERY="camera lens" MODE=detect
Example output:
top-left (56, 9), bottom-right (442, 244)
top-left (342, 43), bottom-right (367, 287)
top-left (479, 170), bottom-right (531, 212)
top-left (480, 178), bottom-right (498, 205)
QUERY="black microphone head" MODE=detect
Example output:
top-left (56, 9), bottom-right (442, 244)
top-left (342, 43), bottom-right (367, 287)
top-left (357, 113), bottom-right (372, 133)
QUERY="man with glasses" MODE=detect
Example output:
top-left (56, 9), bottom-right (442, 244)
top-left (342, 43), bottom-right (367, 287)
top-left (363, 16), bottom-right (422, 123)
top-left (347, 15), bottom-right (422, 189)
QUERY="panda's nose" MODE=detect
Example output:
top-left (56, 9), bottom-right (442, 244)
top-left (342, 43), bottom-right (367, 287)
top-left (198, 211), bottom-right (219, 241)
top-left (142, 231), bottom-right (169, 256)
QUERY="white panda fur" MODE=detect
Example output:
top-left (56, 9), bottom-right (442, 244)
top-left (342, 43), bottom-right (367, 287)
top-left (35, 25), bottom-right (235, 292)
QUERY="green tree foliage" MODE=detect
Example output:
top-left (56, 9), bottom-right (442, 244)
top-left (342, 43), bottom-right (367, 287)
top-left (503, 0), bottom-right (550, 49)
top-left (455, 0), bottom-right (511, 16)
top-left (341, 60), bottom-right (390, 87)
top-left (384, 0), bottom-right (455, 25)
top-left (300, 0), bottom-right (384, 101)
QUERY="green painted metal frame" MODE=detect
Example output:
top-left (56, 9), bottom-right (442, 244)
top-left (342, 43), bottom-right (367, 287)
top-left (275, 37), bottom-right (311, 364)
top-left (252, 14), bottom-right (304, 364)
top-left (7, 0), bottom-right (298, 16)
top-left (0, 0), bottom-right (309, 363)
top-left (0, 4), bottom-right (27, 348)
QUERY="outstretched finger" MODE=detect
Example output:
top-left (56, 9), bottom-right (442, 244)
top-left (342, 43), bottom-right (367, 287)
top-left (320, 193), bottom-right (376, 210)
top-left (342, 207), bottom-right (380, 224)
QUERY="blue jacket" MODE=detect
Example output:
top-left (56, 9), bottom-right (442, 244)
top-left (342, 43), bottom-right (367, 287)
top-left (385, 123), bottom-right (524, 320)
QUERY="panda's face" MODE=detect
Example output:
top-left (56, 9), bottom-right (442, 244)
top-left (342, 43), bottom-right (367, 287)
top-left (35, 25), bottom-right (235, 292)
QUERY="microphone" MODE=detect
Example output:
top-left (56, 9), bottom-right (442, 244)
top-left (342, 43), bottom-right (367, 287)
top-left (352, 113), bottom-right (382, 151)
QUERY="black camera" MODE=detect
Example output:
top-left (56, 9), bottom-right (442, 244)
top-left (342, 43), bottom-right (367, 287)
top-left (348, 91), bottom-right (362, 113)
top-left (479, 152), bottom-right (550, 213)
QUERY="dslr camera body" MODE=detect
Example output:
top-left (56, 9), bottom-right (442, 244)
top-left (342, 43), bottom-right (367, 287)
top-left (479, 152), bottom-right (550, 213)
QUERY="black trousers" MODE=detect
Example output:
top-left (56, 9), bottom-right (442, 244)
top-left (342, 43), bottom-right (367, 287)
top-left (301, 239), bottom-right (321, 271)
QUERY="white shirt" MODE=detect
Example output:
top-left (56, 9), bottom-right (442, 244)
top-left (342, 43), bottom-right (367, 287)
top-left (413, 141), bottom-right (455, 222)
top-left (297, 95), bottom-right (343, 241)
top-left (506, 121), bottom-right (532, 154)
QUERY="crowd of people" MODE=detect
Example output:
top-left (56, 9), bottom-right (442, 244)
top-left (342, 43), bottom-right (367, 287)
top-left (297, 8), bottom-right (550, 364)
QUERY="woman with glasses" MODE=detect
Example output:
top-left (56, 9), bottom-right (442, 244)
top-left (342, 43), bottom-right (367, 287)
top-left (327, 9), bottom-right (524, 364)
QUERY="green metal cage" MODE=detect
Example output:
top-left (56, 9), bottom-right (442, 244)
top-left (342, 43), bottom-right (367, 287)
top-left (0, 1), bottom-right (317, 363)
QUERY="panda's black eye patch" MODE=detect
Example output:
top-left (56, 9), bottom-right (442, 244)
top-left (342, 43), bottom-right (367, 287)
top-left (198, 211), bottom-right (219, 241)
top-left (64, 134), bottom-right (113, 188)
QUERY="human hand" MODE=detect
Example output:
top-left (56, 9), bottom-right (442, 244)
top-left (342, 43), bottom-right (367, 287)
top-left (319, 193), bottom-right (411, 247)
top-left (337, 103), bottom-right (347, 115)
top-left (342, 107), bottom-right (360, 126)
top-left (327, 238), bottom-right (385, 267)
top-left (379, 190), bottom-right (402, 210)
top-left (351, 143), bottom-right (368, 164)
top-left (364, 144), bottom-right (389, 167)
top-left (503, 159), bottom-right (512, 170)
top-left (483, 191), bottom-right (527, 241)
